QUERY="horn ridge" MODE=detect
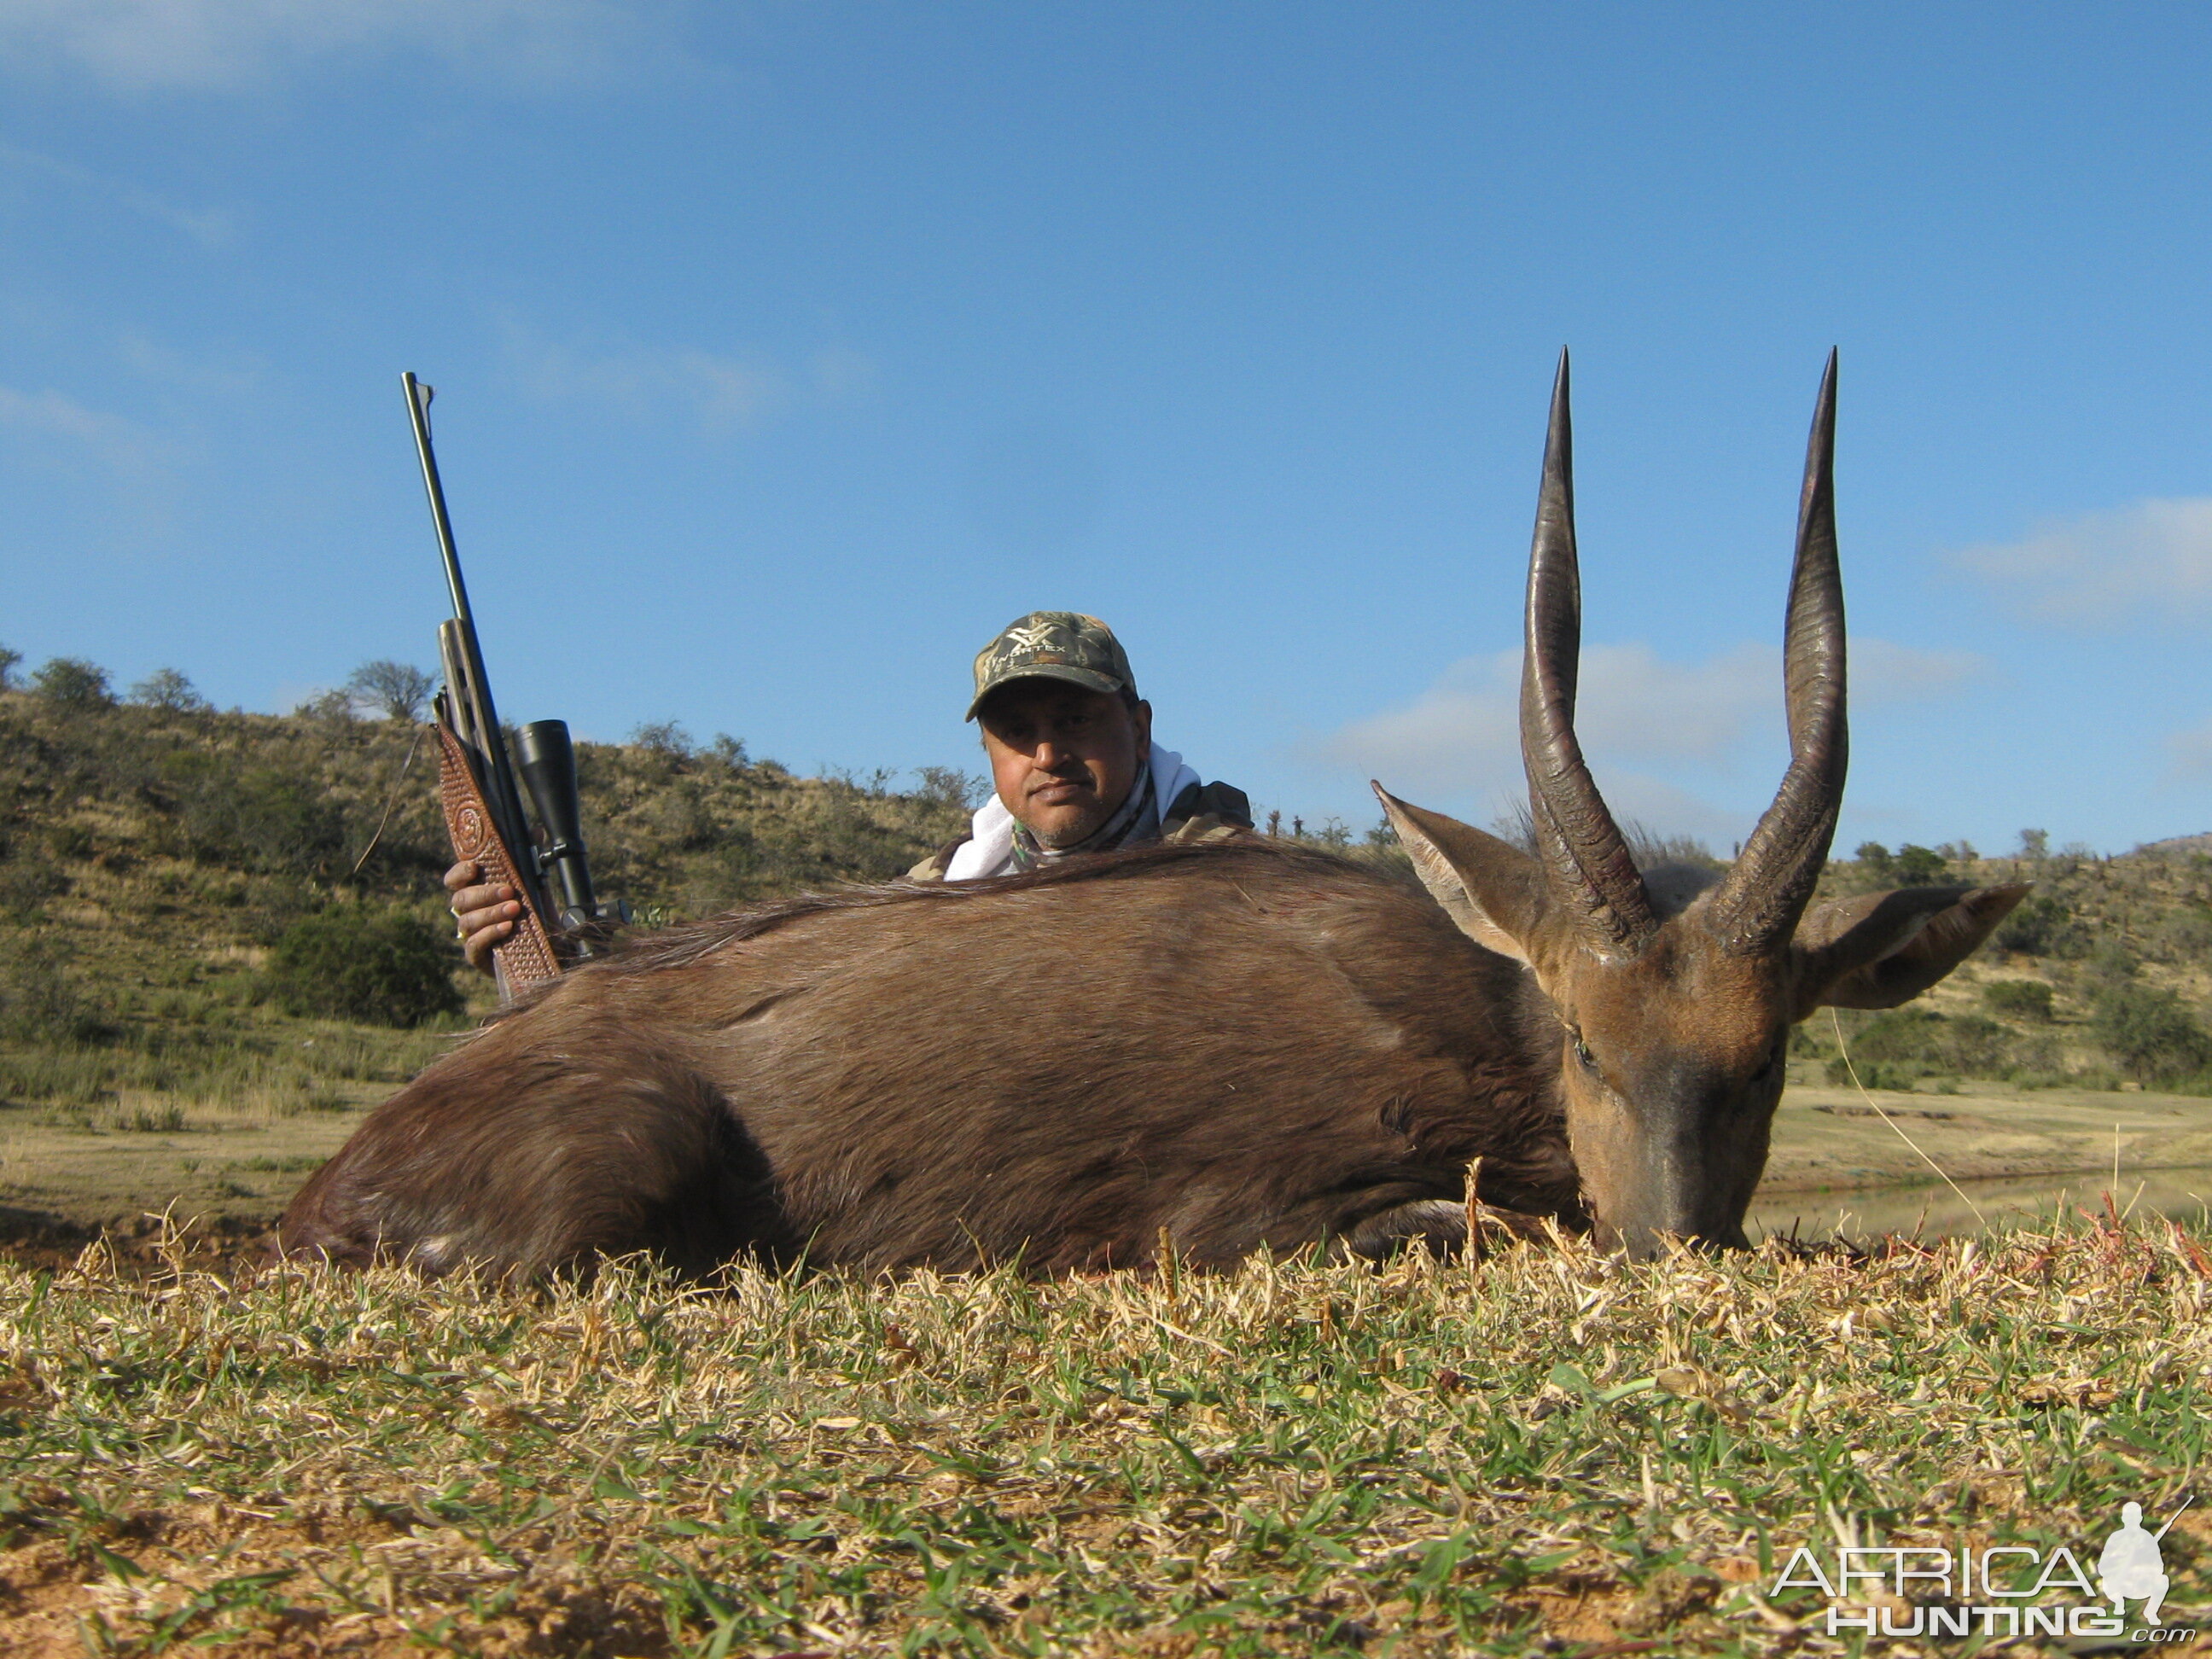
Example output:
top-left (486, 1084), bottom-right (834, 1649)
top-left (1518, 349), bottom-right (1656, 948)
top-left (1707, 350), bottom-right (1848, 953)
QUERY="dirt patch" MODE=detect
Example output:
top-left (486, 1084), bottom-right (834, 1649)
top-left (0, 1206), bottom-right (272, 1276)
top-left (0, 1495), bottom-right (671, 1658)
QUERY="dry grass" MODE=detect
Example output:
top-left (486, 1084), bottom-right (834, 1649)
top-left (0, 1215), bottom-right (2204, 1656)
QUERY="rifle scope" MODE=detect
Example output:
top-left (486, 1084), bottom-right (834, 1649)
top-left (514, 720), bottom-right (598, 926)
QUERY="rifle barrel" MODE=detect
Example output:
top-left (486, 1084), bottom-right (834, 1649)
top-left (403, 371), bottom-right (532, 877)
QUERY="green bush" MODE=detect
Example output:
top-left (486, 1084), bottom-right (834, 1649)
top-left (1982, 979), bottom-right (2056, 1022)
top-left (1853, 842), bottom-right (1949, 888)
top-left (2152, 907), bottom-right (2212, 963)
top-left (1826, 1007), bottom-right (2052, 1087)
top-left (1992, 894), bottom-right (2087, 958)
top-left (265, 910), bottom-right (464, 1028)
top-left (128, 667), bottom-right (208, 712)
top-left (1892, 845), bottom-right (1949, 885)
top-left (2088, 982), bottom-right (2212, 1086)
top-left (31, 657), bottom-right (114, 707)
top-left (174, 762), bottom-right (349, 877)
top-left (0, 937), bottom-right (107, 1044)
top-left (0, 841), bottom-right (65, 920)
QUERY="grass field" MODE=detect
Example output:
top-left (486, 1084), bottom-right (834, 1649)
top-left (0, 1214), bottom-right (2203, 1656)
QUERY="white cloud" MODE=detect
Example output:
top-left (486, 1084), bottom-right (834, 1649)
top-left (115, 333), bottom-right (265, 395)
top-left (2170, 719), bottom-right (2212, 778)
top-left (1844, 637), bottom-right (1985, 701)
top-left (1950, 497), bottom-right (2212, 626)
top-left (503, 329), bottom-right (786, 430)
top-left (0, 382), bottom-right (160, 469)
top-left (1315, 643), bottom-right (1773, 813)
top-left (1312, 637), bottom-right (1986, 832)
top-left (0, 140), bottom-right (234, 244)
top-left (0, 0), bottom-right (645, 94)
top-left (499, 319), bottom-right (877, 434)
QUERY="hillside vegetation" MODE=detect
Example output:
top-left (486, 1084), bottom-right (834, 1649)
top-left (1795, 834), bottom-right (2212, 1098)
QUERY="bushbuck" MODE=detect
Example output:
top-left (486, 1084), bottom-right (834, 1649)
top-left (279, 353), bottom-right (2023, 1275)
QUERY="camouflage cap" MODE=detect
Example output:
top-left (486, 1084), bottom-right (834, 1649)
top-left (966, 611), bottom-right (1137, 721)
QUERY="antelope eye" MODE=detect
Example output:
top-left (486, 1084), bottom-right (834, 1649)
top-left (1570, 1031), bottom-right (1597, 1072)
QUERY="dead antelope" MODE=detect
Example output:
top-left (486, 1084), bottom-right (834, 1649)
top-left (278, 354), bottom-right (2023, 1275)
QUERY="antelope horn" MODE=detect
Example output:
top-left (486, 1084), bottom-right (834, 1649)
top-left (1706, 350), bottom-right (1848, 953)
top-left (1519, 350), bottom-right (1656, 949)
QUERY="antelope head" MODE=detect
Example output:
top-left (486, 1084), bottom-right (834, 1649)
top-left (1377, 353), bottom-right (2025, 1256)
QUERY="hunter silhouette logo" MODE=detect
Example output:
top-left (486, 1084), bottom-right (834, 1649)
top-left (2100, 1500), bottom-right (2184, 1627)
top-left (1773, 1497), bottom-right (2197, 1642)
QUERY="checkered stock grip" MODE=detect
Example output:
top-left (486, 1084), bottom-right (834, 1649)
top-left (434, 713), bottom-right (562, 994)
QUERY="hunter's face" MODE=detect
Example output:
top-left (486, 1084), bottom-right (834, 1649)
top-left (979, 681), bottom-right (1151, 848)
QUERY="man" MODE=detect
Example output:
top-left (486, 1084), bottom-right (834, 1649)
top-left (445, 611), bottom-right (1249, 969)
top-left (910, 609), bottom-right (1250, 881)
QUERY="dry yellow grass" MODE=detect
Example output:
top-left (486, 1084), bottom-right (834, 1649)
top-left (0, 1213), bottom-right (2203, 1656)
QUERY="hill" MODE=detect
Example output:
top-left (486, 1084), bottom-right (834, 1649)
top-left (1794, 832), bottom-right (2212, 1097)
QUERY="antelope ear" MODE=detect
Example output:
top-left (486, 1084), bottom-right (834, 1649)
top-left (1794, 883), bottom-right (2030, 1013)
top-left (1374, 785), bottom-right (1545, 963)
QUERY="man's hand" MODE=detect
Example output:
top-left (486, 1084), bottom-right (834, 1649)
top-left (444, 860), bottom-right (522, 977)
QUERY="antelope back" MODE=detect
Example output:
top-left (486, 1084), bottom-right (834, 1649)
top-left (279, 844), bottom-right (1582, 1278)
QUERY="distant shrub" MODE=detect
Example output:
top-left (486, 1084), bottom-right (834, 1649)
top-left (128, 667), bottom-right (208, 712)
top-left (0, 644), bottom-right (20, 690)
top-left (178, 765), bottom-right (348, 877)
top-left (1891, 845), bottom-right (1949, 886)
top-left (292, 689), bottom-right (356, 724)
top-left (345, 661), bottom-right (434, 722)
top-left (1828, 1009), bottom-right (1931, 1086)
top-left (2089, 982), bottom-right (2212, 1086)
top-left (0, 939), bottom-right (106, 1044)
top-left (2152, 907), bottom-right (2212, 963)
top-left (265, 910), bottom-right (463, 1028)
top-left (1852, 841), bottom-right (1947, 889)
top-left (1992, 894), bottom-right (2087, 958)
top-left (1827, 1007), bottom-right (2051, 1086)
top-left (0, 841), bottom-right (65, 920)
top-left (913, 765), bottom-right (985, 814)
top-left (1982, 980), bottom-right (2055, 1022)
top-left (632, 720), bottom-right (695, 760)
top-left (32, 657), bottom-right (114, 707)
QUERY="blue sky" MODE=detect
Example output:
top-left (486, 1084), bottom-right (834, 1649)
top-left (5, 3), bottom-right (2212, 855)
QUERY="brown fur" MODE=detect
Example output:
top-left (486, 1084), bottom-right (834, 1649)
top-left (279, 842), bottom-right (1582, 1278)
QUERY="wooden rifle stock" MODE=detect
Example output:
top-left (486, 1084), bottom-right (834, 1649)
top-left (434, 702), bottom-right (562, 994)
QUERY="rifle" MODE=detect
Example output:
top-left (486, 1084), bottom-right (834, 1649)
top-left (403, 372), bottom-right (614, 999)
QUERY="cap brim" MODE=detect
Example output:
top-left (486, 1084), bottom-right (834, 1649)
top-left (965, 665), bottom-right (1127, 721)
